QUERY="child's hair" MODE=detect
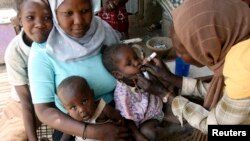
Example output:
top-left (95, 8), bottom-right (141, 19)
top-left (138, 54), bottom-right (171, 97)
top-left (102, 44), bottom-right (126, 73)
top-left (16, 0), bottom-right (25, 15)
top-left (57, 76), bottom-right (90, 96)
top-left (16, 0), bottom-right (49, 15)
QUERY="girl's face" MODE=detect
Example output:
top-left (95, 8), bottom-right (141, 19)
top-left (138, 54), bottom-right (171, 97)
top-left (56, 0), bottom-right (93, 38)
top-left (60, 87), bottom-right (96, 122)
top-left (19, 0), bottom-right (53, 43)
top-left (113, 46), bottom-right (142, 86)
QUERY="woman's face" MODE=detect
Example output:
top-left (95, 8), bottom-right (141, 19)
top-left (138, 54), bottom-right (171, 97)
top-left (56, 0), bottom-right (93, 38)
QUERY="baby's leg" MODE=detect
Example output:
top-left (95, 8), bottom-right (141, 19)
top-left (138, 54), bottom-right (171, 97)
top-left (139, 119), bottom-right (160, 141)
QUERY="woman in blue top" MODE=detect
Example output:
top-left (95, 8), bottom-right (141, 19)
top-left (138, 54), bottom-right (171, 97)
top-left (28, 0), bottom-right (129, 140)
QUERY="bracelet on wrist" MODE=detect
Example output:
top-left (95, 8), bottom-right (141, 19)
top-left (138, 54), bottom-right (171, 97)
top-left (82, 123), bottom-right (88, 140)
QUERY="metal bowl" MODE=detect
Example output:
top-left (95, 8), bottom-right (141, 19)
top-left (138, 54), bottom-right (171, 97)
top-left (146, 37), bottom-right (173, 58)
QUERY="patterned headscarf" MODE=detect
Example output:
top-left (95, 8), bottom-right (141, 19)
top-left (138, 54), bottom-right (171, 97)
top-left (171, 0), bottom-right (250, 109)
top-left (46, 0), bottom-right (120, 61)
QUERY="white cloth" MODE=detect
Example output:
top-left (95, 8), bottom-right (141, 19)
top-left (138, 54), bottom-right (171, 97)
top-left (92, 0), bottom-right (101, 13)
top-left (47, 0), bottom-right (120, 61)
top-left (180, 77), bottom-right (210, 99)
top-left (4, 30), bottom-right (31, 101)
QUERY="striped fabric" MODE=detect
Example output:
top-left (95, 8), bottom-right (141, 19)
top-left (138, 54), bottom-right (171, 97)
top-left (172, 94), bottom-right (250, 134)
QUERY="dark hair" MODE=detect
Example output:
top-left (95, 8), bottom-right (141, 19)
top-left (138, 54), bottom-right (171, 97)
top-left (102, 44), bottom-right (127, 73)
top-left (16, 0), bottom-right (49, 15)
top-left (57, 76), bottom-right (90, 96)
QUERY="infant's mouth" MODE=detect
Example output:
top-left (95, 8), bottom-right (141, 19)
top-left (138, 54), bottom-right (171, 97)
top-left (82, 115), bottom-right (90, 121)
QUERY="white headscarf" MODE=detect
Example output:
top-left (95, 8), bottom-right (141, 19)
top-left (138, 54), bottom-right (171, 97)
top-left (47, 0), bottom-right (120, 61)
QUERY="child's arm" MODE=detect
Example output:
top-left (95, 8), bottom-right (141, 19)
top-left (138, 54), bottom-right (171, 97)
top-left (102, 104), bottom-right (123, 121)
top-left (15, 85), bottom-right (38, 141)
top-left (102, 105), bottom-right (148, 141)
top-left (126, 120), bottom-right (149, 141)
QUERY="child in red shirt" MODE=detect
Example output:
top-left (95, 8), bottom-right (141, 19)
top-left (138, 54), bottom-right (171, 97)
top-left (98, 0), bottom-right (129, 39)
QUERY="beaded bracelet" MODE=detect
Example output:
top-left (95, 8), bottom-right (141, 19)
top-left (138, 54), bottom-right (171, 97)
top-left (82, 123), bottom-right (88, 140)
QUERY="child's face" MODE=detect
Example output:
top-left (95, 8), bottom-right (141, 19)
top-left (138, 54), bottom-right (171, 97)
top-left (19, 0), bottom-right (53, 43)
top-left (113, 45), bottom-right (142, 85)
top-left (56, 0), bottom-right (93, 38)
top-left (60, 87), bottom-right (96, 122)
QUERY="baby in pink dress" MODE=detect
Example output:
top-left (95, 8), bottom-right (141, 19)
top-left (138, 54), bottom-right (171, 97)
top-left (102, 44), bottom-right (164, 141)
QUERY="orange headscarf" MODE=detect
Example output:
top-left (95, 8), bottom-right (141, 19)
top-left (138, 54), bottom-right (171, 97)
top-left (171, 0), bottom-right (250, 109)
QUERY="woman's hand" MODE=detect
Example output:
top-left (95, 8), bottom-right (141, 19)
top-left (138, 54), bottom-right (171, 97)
top-left (103, 104), bottom-right (123, 122)
top-left (125, 119), bottom-right (148, 141)
top-left (143, 58), bottom-right (183, 89)
top-left (143, 58), bottom-right (172, 82)
top-left (133, 133), bottom-right (149, 141)
top-left (88, 122), bottom-right (130, 141)
top-left (136, 73), bottom-right (176, 112)
top-left (134, 133), bottom-right (148, 141)
top-left (136, 73), bottom-right (170, 98)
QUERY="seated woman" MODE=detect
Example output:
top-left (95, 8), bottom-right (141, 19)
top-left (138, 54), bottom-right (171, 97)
top-left (28, 0), bottom-right (129, 140)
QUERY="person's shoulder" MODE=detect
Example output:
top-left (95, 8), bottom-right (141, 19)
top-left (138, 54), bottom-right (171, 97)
top-left (30, 42), bottom-right (48, 55)
top-left (224, 39), bottom-right (250, 99)
top-left (95, 16), bottom-right (113, 29)
top-left (4, 34), bottom-right (22, 61)
top-left (29, 42), bottom-right (49, 62)
top-left (5, 34), bottom-right (20, 53)
top-left (226, 39), bottom-right (250, 61)
top-left (94, 16), bottom-right (121, 42)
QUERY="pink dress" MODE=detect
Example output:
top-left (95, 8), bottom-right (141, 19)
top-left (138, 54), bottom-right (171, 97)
top-left (114, 81), bottom-right (164, 126)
